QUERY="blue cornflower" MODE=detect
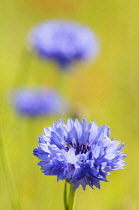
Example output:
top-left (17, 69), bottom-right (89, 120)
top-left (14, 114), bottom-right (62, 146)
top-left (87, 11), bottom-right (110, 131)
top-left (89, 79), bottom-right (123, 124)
top-left (12, 87), bottom-right (66, 117)
top-left (33, 119), bottom-right (126, 190)
top-left (28, 20), bottom-right (99, 68)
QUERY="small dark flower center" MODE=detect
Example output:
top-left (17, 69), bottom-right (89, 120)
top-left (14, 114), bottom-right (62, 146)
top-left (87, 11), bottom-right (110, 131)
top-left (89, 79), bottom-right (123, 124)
top-left (64, 141), bottom-right (90, 155)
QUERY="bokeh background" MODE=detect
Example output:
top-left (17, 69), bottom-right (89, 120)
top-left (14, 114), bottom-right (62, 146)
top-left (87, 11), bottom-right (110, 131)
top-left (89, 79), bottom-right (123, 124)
top-left (0, 0), bottom-right (139, 209)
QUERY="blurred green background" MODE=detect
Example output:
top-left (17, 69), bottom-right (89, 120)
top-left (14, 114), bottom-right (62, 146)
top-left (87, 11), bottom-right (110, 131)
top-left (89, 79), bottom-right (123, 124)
top-left (0, 0), bottom-right (139, 209)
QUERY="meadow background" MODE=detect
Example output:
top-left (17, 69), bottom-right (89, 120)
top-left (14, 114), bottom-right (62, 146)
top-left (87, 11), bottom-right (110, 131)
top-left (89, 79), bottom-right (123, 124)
top-left (0, 0), bottom-right (139, 209)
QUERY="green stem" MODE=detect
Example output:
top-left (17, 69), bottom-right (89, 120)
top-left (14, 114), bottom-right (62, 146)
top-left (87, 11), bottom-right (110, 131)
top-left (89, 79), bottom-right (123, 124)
top-left (64, 182), bottom-right (68, 210)
top-left (68, 184), bottom-right (75, 210)
top-left (55, 69), bottom-right (67, 93)
top-left (13, 49), bottom-right (32, 87)
top-left (0, 123), bottom-right (21, 210)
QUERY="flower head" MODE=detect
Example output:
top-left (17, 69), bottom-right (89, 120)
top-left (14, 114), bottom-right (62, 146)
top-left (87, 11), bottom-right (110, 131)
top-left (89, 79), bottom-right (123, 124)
top-left (33, 119), bottom-right (126, 190)
top-left (28, 20), bottom-right (99, 68)
top-left (12, 87), bottom-right (66, 117)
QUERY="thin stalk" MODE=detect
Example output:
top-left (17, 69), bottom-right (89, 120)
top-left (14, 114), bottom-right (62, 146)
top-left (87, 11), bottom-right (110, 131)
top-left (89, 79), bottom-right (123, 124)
top-left (13, 49), bottom-right (32, 87)
top-left (55, 68), bottom-right (67, 93)
top-left (0, 123), bottom-right (21, 210)
top-left (68, 184), bottom-right (75, 210)
top-left (64, 182), bottom-right (68, 210)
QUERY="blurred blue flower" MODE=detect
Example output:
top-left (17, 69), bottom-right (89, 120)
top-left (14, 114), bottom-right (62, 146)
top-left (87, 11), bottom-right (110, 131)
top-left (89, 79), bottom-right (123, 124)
top-left (33, 119), bottom-right (126, 190)
top-left (28, 20), bottom-right (99, 68)
top-left (12, 87), bottom-right (66, 117)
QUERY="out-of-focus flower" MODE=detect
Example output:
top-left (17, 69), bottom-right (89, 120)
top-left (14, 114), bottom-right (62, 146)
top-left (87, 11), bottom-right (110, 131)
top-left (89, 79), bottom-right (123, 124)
top-left (28, 20), bottom-right (99, 68)
top-left (33, 119), bottom-right (126, 190)
top-left (11, 87), bottom-right (66, 117)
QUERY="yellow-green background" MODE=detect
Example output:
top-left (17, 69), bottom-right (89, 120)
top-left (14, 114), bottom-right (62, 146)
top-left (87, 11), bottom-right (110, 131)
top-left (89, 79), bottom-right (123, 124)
top-left (0, 0), bottom-right (139, 209)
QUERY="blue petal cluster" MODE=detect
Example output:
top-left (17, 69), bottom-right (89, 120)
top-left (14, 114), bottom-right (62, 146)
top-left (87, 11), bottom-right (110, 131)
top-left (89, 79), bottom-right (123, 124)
top-left (28, 20), bottom-right (99, 68)
top-left (33, 119), bottom-right (126, 190)
top-left (12, 87), bottom-right (65, 117)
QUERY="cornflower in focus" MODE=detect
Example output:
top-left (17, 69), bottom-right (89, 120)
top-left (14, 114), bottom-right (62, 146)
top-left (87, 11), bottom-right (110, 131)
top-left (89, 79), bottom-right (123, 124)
top-left (11, 87), bottom-right (67, 117)
top-left (28, 20), bottom-right (100, 69)
top-left (33, 119), bottom-right (126, 190)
